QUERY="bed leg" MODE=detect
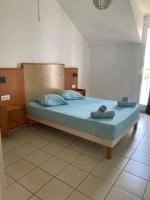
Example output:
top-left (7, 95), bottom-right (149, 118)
top-left (133, 122), bottom-right (138, 132)
top-left (28, 119), bottom-right (33, 127)
top-left (107, 147), bottom-right (112, 160)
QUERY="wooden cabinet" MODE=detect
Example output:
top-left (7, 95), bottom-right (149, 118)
top-left (0, 132), bottom-right (4, 199)
top-left (0, 68), bottom-right (27, 129)
top-left (64, 68), bottom-right (86, 96)
top-left (0, 102), bottom-right (22, 137)
top-left (64, 68), bottom-right (78, 90)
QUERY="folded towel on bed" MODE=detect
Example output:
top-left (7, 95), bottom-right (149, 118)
top-left (117, 96), bottom-right (136, 107)
top-left (117, 101), bottom-right (136, 107)
top-left (98, 105), bottom-right (107, 112)
top-left (121, 96), bottom-right (128, 103)
top-left (91, 111), bottom-right (115, 119)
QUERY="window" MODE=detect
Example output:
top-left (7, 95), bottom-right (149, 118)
top-left (140, 28), bottom-right (150, 105)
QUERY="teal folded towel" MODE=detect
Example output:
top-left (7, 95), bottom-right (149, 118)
top-left (121, 96), bottom-right (128, 103)
top-left (117, 101), bottom-right (136, 107)
top-left (118, 96), bottom-right (136, 107)
top-left (98, 105), bottom-right (107, 112)
top-left (91, 111), bottom-right (115, 119)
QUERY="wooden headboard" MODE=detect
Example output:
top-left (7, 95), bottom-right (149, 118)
top-left (23, 63), bottom-right (65, 101)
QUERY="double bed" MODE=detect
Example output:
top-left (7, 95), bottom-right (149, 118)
top-left (23, 63), bottom-right (140, 160)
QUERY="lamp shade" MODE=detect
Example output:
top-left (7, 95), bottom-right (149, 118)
top-left (93, 0), bottom-right (112, 9)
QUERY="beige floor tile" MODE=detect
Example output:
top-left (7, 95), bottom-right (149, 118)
top-left (13, 144), bottom-right (38, 157)
top-left (102, 154), bottom-right (129, 170)
top-left (67, 191), bottom-right (91, 200)
top-left (78, 175), bottom-right (112, 200)
top-left (36, 178), bottom-right (73, 200)
top-left (29, 196), bottom-right (40, 200)
top-left (144, 182), bottom-right (150, 200)
top-left (84, 144), bottom-right (105, 160)
top-left (125, 160), bottom-right (150, 180)
top-left (2, 147), bottom-right (9, 154)
top-left (3, 174), bottom-right (15, 187)
top-left (29, 137), bottom-right (50, 149)
top-left (41, 142), bottom-right (65, 155)
top-left (126, 129), bottom-right (144, 141)
top-left (91, 163), bottom-right (121, 184)
top-left (25, 150), bottom-right (52, 166)
top-left (72, 155), bottom-right (99, 172)
top-left (2, 138), bottom-right (25, 151)
top-left (2, 114), bottom-right (150, 199)
top-left (14, 130), bottom-right (39, 142)
top-left (19, 168), bottom-right (52, 193)
top-left (3, 152), bottom-right (21, 168)
top-left (106, 187), bottom-right (141, 200)
top-left (69, 140), bottom-right (91, 153)
top-left (137, 143), bottom-right (150, 154)
top-left (40, 129), bottom-right (60, 142)
top-left (39, 157), bottom-right (68, 176)
top-left (113, 145), bottom-right (135, 158)
top-left (115, 171), bottom-right (147, 198)
top-left (132, 150), bottom-right (150, 165)
top-left (4, 182), bottom-right (32, 200)
top-left (142, 136), bottom-right (150, 145)
top-left (56, 135), bottom-right (74, 147)
top-left (57, 166), bottom-right (88, 188)
top-left (116, 138), bottom-right (139, 149)
top-left (6, 159), bottom-right (35, 180)
top-left (56, 148), bottom-right (80, 163)
top-left (139, 125), bottom-right (150, 133)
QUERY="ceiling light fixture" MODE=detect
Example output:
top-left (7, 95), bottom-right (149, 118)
top-left (93, 0), bottom-right (112, 10)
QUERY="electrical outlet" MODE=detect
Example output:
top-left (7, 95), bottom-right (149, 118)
top-left (1, 95), bottom-right (10, 101)
top-left (72, 85), bottom-right (76, 89)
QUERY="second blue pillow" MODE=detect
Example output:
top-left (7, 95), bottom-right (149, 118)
top-left (60, 90), bottom-right (84, 100)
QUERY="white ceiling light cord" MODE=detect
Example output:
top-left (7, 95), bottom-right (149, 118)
top-left (37, 0), bottom-right (40, 21)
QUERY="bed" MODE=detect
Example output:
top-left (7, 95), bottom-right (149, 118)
top-left (23, 63), bottom-right (140, 160)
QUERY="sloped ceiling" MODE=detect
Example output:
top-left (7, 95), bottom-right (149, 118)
top-left (137, 0), bottom-right (150, 16)
top-left (57, 0), bottom-right (143, 45)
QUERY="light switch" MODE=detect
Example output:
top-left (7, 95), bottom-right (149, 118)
top-left (72, 85), bottom-right (76, 89)
top-left (1, 95), bottom-right (10, 101)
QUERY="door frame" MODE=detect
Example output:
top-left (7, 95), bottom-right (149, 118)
top-left (138, 22), bottom-right (150, 108)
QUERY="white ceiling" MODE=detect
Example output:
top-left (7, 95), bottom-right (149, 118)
top-left (57, 0), bottom-right (142, 45)
top-left (137, 0), bottom-right (150, 16)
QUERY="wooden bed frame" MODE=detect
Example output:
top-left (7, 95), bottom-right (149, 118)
top-left (28, 115), bottom-right (138, 160)
top-left (23, 63), bottom-right (138, 160)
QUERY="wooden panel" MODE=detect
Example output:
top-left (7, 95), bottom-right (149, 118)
top-left (0, 68), bottom-right (25, 105)
top-left (0, 107), bottom-right (9, 135)
top-left (23, 63), bottom-right (65, 101)
top-left (64, 68), bottom-right (78, 89)
top-left (0, 68), bottom-right (26, 127)
top-left (0, 133), bottom-right (5, 199)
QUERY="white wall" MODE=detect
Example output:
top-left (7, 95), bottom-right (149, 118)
top-left (0, 0), bottom-right (91, 94)
top-left (91, 43), bottom-right (143, 101)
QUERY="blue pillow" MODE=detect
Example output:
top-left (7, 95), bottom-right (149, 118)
top-left (60, 90), bottom-right (84, 100)
top-left (37, 94), bottom-right (68, 107)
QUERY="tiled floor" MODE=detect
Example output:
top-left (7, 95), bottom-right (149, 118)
top-left (1, 113), bottom-right (150, 200)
